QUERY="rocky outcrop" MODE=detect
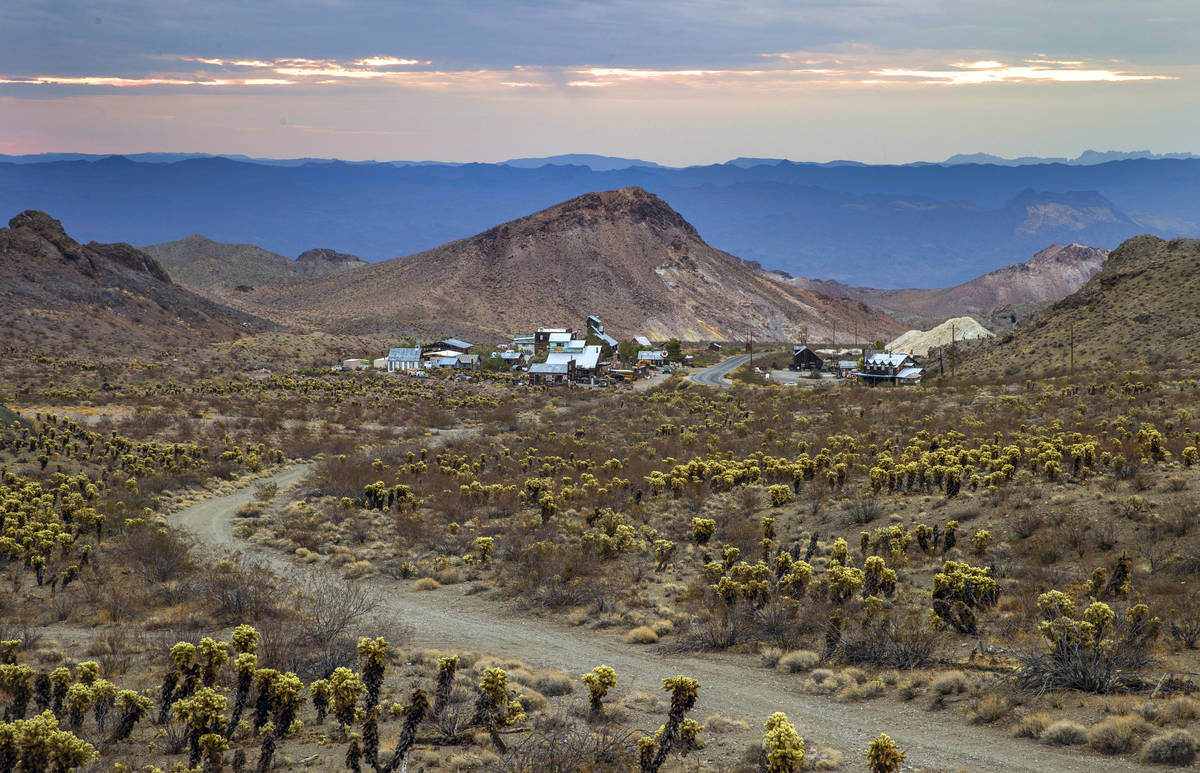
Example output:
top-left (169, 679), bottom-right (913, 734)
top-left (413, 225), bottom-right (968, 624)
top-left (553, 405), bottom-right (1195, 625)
top-left (296, 247), bottom-right (362, 263)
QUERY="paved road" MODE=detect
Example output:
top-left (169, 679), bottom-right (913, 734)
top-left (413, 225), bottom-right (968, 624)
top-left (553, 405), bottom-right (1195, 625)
top-left (168, 465), bottom-right (1158, 773)
top-left (690, 353), bottom-right (752, 386)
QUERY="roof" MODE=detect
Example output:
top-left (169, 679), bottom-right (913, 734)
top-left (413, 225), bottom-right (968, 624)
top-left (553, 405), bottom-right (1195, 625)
top-left (865, 352), bottom-right (914, 368)
top-left (545, 352), bottom-right (574, 366)
top-left (529, 363), bottom-right (569, 374)
top-left (457, 354), bottom-right (480, 364)
top-left (388, 347), bottom-right (422, 361)
top-left (426, 349), bottom-right (466, 359)
top-left (437, 338), bottom-right (472, 350)
top-left (639, 350), bottom-right (668, 361)
top-left (538, 327), bottom-right (569, 333)
top-left (499, 351), bottom-right (522, 360)
top-left (574, 345), bottom-right (602, 370)
top-left (512, 334), bottom-right (535, 344)
top-left (793, 345), bottom-right (811, 354)
top-left (548, 332), bottom-right (572, 343)
top-left (431, 357), bottom-right (460, 367)
top-left (596, 332), bottom-right (618, 347)
top-left (634, 336), bottom-right (652, 347)
top-left (837, 360), bottom-right (858, 368)
top-left (897, 367), bottom-right (924, 380)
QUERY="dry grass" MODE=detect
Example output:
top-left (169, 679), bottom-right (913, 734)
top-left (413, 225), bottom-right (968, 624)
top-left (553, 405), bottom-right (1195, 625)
top-left (413, 577), bottom-right (441, 591)
top-left (623, 625), bottom-right (659, 644)
top-left (1141, 730), bottom-right (1199, 766)
top-left (778, 649), bottom-right (820, 673)
top-left (1042, 720), bottom-right (1088, 746)
top-left (1087, 715), bottom-right (1153, 755)
top-left (1012, 711), bottom-right (1052, 739)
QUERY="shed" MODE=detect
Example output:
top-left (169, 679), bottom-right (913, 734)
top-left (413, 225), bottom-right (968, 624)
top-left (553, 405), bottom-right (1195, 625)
top-left (792, 345), bottom-right (824, 371)
top-left (528, 362), bottom-right (570, 385)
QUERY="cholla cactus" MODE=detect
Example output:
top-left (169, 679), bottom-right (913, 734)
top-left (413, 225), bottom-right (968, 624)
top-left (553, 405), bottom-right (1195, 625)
top-left (930, 561), bottom-right (998, 634)
top-left (0, 639), bottom-right (19, 665)
top-left (763, 712), bottom-right (805, 773)
top-left (866, 733), bottom-right (906, 773)
top-left (471, 668), bottom-right (525, 751)
top-left (430, 656), bottom-right (458, 720)
top-left (329, 667), bottom-right (364, 735)
top-left (197, 638), bottom-right (230, 687)
top-left (231, 625), bottom-right (259, 655)
top-left (640, 676), bottom-right (701, 773)
top-left (0, 664), bottom-right (34, 720)
top-left (825, 563), bottom-right (865, 604)
top-left (90, 679), bottom-right (116, 733)
top-left (271, 672), bottom-right (304, 737)
top-left (942, 520), bottom-right (958, 552)
top-left (690, 518), bottom-right (716, 545)
top-left (357, 637), bottom-right (389, 710)
top-left (75, 662), bottom-right (99, 687)
top-left (581, 665), bottom-right (618, 719)
top-left (251, 669), bottom-right (280, 732)
top-left (678, 717), bottom-right (703, 756)
top-left (768, 485), bottom-right (794, 507)
top-left (173, 687), bottom-right (228, 766)
top-left (474, 536), bottom-right (494, 566)
top-left (971, 530), bottom-right (991, 554)
top-left (48, 666), bottom-right (71, 717)
top-left (309, 678), bottom-right (331, 725)
top-left (829, 538), bottom-right (850, 566)
top-left (65, 683), bottom-right (91, 730)
top-left (0, 711), bottom-right (96, 771)
top-left (228, 653), bottom-right (257, 733)
top-left (109, 689), bottom-right (151, 741)
top-left (199, 732), bottom-right (228, 773)
top-left (863, 556), bottom-right (897, 597)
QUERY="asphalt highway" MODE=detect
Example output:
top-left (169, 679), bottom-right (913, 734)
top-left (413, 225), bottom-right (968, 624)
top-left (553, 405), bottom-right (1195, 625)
top-left (690, 353), bottom-right (752, 386)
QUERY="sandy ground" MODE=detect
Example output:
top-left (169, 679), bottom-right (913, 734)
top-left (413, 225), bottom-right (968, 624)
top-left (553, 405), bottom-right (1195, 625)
top-left (168, 466), bottom-right (1165, 773)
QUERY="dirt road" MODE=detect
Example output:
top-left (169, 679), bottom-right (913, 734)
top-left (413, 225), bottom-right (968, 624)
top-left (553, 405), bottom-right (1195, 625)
top-left (171, 465), bottom-right (1157, 773)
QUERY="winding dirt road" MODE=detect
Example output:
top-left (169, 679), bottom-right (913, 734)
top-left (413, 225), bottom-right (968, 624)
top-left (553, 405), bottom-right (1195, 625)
top-left (170, 465), bottom-right (1157, 772)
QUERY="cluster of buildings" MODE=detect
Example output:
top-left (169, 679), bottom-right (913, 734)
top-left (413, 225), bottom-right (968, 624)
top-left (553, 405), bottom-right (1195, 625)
top-left (344, 315), bottom-right (678, 386)
top-left (792, 345), bottom-right (924, 386)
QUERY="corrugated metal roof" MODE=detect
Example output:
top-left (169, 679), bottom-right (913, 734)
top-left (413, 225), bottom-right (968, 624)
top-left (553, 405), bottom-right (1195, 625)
top-left (529, 363), bottom-right (569, 374)
top-left (574, 345), bottom-right (601, 370)
top-left (865, 352), bottom-right (913, 367)
top-left (388, 347), bottom-right (422, 361)
top-left (897, 367), bottom-right (923, 379)
top-left (634, 336), bottom-right (652, 347)
top-left (548, 332), bottom-right (572, 343)
top-left (638, 350), bottom-right (667, 361)
top-left (437, 338), bottom-right (472, 350)
top-left (837, 360), bottom-right (858, 368)
top-left (499, 351), bottom-right (522, 360)
top-left (546, 352), bottom-right (574, 365)
top-left (596, 332), bottom-right (618, 347)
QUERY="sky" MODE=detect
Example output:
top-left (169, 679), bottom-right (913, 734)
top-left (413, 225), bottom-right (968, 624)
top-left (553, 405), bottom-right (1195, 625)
top-left (1, 1), bottom-right (1197, 165)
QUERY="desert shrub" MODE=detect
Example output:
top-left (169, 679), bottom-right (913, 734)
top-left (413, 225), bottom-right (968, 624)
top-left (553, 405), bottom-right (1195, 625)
top-left (1011, 711), bottom-right (1051, 739)
top-left (1088, 714), bottom-right (1151, 755)
top-left (969, 692), bottom-right (1010, 724)
top-left (413, 578), bottom-right (440, 591)
top-left (703, 713), bottom-right (750, 733)
top-left (930, 671), bottom-right (968, 696)
top-left (839, 679), bottom-right (885, 701)
top-left (117, 520), bottom-right (195, 583)
top-left (778, 650), bottom-right (819, 673)
top-left (624, 626), bottom-right (658, 645)
top-left (1141, 729), bottom-right (1199, 766)
top-left (759, 647), bottom-right (784, 669)
top-left (1042, 720), bottom-right (1088, 746)
top-left (531, 669), bottom-right (573, 697)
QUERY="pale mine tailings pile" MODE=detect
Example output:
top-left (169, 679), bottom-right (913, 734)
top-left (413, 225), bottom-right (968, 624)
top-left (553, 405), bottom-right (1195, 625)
top-left (888, 316), bottom-right (993, 357)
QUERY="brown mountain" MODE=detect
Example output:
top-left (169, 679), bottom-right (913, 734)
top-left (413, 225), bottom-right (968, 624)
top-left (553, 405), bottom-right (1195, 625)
top-left (0, 211), bottom-right (264, 355)
top-left (144, 235), bottom-right (364, 294)
top-left (790, 243), bottom-right (1109, 329)
top-left (254, 187), bottom-right (904, 342)
top-left (957, 235), bottom-right (1200, 379)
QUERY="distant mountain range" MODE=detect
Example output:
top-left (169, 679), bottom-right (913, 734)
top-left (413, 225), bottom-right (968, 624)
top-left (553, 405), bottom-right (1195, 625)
top-left (241, 187), bottom-right (905, 343)
top-left (942, 150), bottom-right (1200, 166)
top-left (2, 154), bottom-right (1198, 287)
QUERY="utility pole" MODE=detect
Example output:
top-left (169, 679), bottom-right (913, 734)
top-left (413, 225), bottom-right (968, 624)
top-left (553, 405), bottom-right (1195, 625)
top-left (831, 322), bottom-right (836, 350)
top-left (748, 331), bottom-right (753, 367)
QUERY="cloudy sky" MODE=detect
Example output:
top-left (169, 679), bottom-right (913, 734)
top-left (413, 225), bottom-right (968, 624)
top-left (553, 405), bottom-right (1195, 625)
top-left (1, 1), bottom-right (1196, 164)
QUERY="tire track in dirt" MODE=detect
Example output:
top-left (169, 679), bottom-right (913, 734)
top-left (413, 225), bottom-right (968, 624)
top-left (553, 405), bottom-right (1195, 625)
top-left (171, 464), bottom-right (1157, 773)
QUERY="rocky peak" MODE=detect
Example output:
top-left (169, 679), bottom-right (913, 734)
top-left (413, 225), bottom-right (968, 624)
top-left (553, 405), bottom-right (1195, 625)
top-left (297, 247), bottom-right (361, 263)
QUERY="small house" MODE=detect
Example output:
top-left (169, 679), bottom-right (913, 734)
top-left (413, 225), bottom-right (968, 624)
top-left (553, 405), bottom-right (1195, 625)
top-left (423, 338), bottom-right (472, 357)
top-left (535, 328), bottom-right (572, 354)
top-left (528, 362), bottom-right (570, 385)
top-left (834, 360), bottom-right (858, 378)
top-left (511, 334), bottom-right (536, 354)
top-left (792, 345), bottom-right (824, 371)
top-left (387, 347), bottom-right (423, 372)
top-left (637, 350), bottom-right (669, 368)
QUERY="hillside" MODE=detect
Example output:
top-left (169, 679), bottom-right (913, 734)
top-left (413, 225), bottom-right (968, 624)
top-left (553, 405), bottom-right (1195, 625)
top-left (0, 210), bottom-right (264, 355)
top-left (144, 234), bottom-right (364, 293)
top-left (792, 243), bottom-right (1108, 328)
top-left (256, 187), bottom-right (904, 342)
top-left (958, 235), bottom-right (1200, 378)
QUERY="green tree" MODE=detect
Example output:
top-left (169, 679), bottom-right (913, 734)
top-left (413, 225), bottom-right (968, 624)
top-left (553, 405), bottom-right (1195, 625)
top-left (617, 340), bottom-right (640, 364)
top-left (665, 338), bottom-right (683, 362)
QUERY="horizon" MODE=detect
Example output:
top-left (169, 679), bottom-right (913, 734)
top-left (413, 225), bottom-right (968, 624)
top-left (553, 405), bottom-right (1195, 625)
top-left (4, 147), bottom-right (1199, 167)
top-left (3, 2), bottom-right (1198, 164)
